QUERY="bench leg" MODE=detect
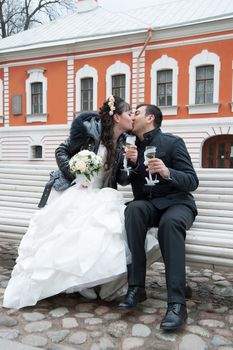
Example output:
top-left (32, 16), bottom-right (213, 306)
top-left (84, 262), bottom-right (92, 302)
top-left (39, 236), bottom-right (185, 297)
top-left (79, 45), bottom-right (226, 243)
top-left (185, 285), bottom-right (192, 299)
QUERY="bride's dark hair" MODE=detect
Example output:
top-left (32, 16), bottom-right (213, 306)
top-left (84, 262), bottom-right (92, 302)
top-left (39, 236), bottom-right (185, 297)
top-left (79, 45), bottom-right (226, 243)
top-left (99, 95), bottom-right (130, 170)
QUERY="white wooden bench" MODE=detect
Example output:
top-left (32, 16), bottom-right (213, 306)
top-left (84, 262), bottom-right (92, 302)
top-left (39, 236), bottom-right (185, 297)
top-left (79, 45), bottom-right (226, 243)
top-left (119, 168), bottom-right (233, 269)
top-left (0, 164), bottom-right (54, 240)
top-left (0, 164), bottom-right (232, 269)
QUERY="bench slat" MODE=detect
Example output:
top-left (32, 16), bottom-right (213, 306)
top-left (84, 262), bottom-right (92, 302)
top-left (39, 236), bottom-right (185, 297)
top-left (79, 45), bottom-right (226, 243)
top-left (0, 184), bottom-right (44, 193)
top-left (0, 201), bottom-right (39, 209)
top-left (0, 218), bottom-right (30, 227)
top-left (0, 179), bottom-right (46, 186)
top-left (0, 224), bottom-right (27, 234)
top-left (194, 193), bottom-right (233, 202)
top-left (0, 174), bottom-right (49, 181)
top-left (186, 244), bottom-right (233, 259)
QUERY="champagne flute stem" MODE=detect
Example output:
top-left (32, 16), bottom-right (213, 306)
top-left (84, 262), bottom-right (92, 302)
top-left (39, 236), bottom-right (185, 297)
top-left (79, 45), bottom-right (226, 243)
top-left (123, 155), bottom-right (127, 170)
top-left (149, 172), bottom-right (153, 183)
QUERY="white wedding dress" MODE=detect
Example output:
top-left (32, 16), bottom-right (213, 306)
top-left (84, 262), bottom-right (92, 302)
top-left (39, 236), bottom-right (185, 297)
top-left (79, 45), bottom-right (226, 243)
top-left (3, 145), bottom-right (158, 309)
top-left (3, 145), bottom-right (128, 309)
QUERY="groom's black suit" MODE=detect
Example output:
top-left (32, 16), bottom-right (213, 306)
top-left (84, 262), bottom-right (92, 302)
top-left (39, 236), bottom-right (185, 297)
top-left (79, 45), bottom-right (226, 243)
top-left (122, 127), bottom-right (199, 305)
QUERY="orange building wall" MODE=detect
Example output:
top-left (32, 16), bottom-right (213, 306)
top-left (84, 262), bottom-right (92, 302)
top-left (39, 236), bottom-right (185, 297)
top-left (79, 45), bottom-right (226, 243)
top-left (74, 52), bottom-right (132, 110)
top-left (3, 30), bottom-right (233, 127)
top-left (0, 69), bottom-right (3, 80)
top-left (9, 61), bottom-right (67, 126)
top-left (145, 38), bottom-right (233, 120)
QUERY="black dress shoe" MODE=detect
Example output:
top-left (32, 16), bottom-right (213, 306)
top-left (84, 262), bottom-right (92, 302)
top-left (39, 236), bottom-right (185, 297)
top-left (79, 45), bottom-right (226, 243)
top-left (118, 287), bottom-right (147, 309)
top-left (160, 303), bottom-right (187, 330)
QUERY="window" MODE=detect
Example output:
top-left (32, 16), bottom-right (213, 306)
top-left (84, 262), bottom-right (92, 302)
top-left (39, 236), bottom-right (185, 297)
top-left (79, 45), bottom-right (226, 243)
top-left (202, 135), bottom-right (233, 168)
top-left (76, 65), bottom-right (98, 112)
top-left (188, 50), bottom-right (220, 114)
top-left (106, 61), bottom-right (130, 103)
top-left (30, 145), bottom-right (43, 159)
top-left (81, 78), bottom-right (93, 111)
top-left (150, 55), bottom-right (178, 115)
top-left (26, 68), bottom-right (47, 122)
top-left (31, 82), bottom-right (43, 114)
top-left (195, 66), bottom-right (214, 104)
top-left (112, 74), bottom-right (125, 99)
top-left (157, 70), bottom-right (172, 106)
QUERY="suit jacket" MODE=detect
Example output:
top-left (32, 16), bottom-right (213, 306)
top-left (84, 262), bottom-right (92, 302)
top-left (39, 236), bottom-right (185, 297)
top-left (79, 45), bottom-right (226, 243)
top-left (120, 128), bottom-right (199, 216)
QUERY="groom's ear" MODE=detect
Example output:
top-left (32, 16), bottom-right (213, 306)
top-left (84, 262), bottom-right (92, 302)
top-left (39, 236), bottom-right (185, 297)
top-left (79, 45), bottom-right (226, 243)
top-left (146, 114), bottom-right (155, 124)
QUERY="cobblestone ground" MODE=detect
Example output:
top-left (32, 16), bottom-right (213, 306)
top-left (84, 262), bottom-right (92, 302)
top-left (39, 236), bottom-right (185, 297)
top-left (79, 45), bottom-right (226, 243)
top-left (0, 239), bottom-right (233, 350)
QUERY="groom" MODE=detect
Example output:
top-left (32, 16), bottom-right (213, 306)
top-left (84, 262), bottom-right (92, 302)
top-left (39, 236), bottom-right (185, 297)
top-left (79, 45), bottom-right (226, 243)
top-left (118, 104), bottom-right (199, 330)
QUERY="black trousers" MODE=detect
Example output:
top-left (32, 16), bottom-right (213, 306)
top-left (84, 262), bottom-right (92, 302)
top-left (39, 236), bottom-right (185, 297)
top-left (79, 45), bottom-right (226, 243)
top-left (125, 200), bottom-right (195, 305)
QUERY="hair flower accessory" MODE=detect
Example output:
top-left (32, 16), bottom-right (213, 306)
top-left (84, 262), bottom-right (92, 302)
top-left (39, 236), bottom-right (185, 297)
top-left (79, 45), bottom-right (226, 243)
top-left (108, 95), bottom-right (116, 116)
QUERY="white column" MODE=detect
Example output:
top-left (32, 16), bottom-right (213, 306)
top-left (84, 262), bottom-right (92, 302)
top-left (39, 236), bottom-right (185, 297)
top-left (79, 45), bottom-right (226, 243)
top-left (131, 50), bottom-right (145, 110)
top-left (67, 58), bottom-right (75, 125)
top-left (4, 67), bottom-right (9, 127)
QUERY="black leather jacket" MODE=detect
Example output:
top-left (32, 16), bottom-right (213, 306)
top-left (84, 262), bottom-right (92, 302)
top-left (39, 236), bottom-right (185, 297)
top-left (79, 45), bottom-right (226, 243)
top-left (124, 128), bottom-right (199, 216)
top-left (56, 136), bottom-right (126, 189)
top-left (56, 112), bottom-right (127, 189)
top-left (38, 112), bottom-right (127, 207)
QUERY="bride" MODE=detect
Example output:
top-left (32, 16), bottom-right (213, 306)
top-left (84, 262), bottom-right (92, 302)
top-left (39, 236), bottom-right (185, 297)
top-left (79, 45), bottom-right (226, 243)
top-left (3, 96), bottom-right (158, 309)
top-left (3, 96), bottom-right (137, 309)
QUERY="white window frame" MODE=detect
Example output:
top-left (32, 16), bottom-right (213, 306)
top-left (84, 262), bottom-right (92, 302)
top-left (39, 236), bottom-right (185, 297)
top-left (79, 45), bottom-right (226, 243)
top-left (28, 144), bottom-right (44, 160)
top-left (106, 61), bottom-right (131, 103)
top-left (75, 64), bottom-right (98, 112)
top-left (188, 50), bottom-right (220, 114)
top-left (0, 79), bottom-right (3, 123)
top-left (151, 55), bottom-right (178, 116)
top-left (26, 68), bottom-right (47, 122)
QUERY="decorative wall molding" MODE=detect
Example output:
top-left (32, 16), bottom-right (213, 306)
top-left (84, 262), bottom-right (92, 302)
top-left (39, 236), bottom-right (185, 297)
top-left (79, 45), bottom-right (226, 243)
top-left (131, 51), bottom-right (145, 110)
top-left (67, 59), bottom-right (74, 124)
top-left (3, 67), bottom-right (9, 127)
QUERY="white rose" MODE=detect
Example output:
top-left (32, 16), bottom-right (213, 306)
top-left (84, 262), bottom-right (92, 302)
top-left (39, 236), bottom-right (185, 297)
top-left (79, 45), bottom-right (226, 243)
top-left (76, 160), bottom-right (86, 173)
top-left (78, 150), bottom-right (91, 157)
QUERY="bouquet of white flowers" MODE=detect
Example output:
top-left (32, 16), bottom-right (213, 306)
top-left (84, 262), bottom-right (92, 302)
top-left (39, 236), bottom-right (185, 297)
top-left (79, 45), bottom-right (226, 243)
top-left (69, 150), bottom-right (103, 182)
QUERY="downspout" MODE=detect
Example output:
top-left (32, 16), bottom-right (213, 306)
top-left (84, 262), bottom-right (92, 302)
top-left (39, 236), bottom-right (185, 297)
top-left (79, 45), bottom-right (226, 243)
top-left (136, 27), bottom-right (153, 106)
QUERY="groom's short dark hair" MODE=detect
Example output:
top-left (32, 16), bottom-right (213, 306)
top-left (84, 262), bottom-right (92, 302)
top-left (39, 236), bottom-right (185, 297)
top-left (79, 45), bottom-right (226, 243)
top-left (137, 104), bottom-right (163, 128)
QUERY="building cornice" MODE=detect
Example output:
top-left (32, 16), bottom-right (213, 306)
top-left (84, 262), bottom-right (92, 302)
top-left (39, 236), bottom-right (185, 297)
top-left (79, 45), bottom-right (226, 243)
top-left (150, 17), bottom-right (233, 42)
top-left (0, 18), bottom-right (233, 63)
top-left (1, 31), bottom-right (233, 69)
top-left (0, 31), bottom-right (148, 62)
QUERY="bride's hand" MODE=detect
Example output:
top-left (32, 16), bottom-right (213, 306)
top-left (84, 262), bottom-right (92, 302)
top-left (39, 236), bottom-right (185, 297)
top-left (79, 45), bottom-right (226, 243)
top-left (125, 145), bottom-right (138, 164)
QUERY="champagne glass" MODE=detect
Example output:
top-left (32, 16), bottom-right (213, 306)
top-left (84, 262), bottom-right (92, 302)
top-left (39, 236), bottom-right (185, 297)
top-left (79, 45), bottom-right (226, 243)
top-left (144, 146), bottom-right (159, 185)
top-left (122, 135), bottom-right (136, 175)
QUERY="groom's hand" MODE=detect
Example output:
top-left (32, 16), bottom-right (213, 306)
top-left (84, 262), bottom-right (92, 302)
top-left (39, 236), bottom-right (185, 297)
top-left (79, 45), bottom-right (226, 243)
top-left (147, 158), bottom-right (170, 178)
top-left (125, 145), bottom-right (138, 164)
